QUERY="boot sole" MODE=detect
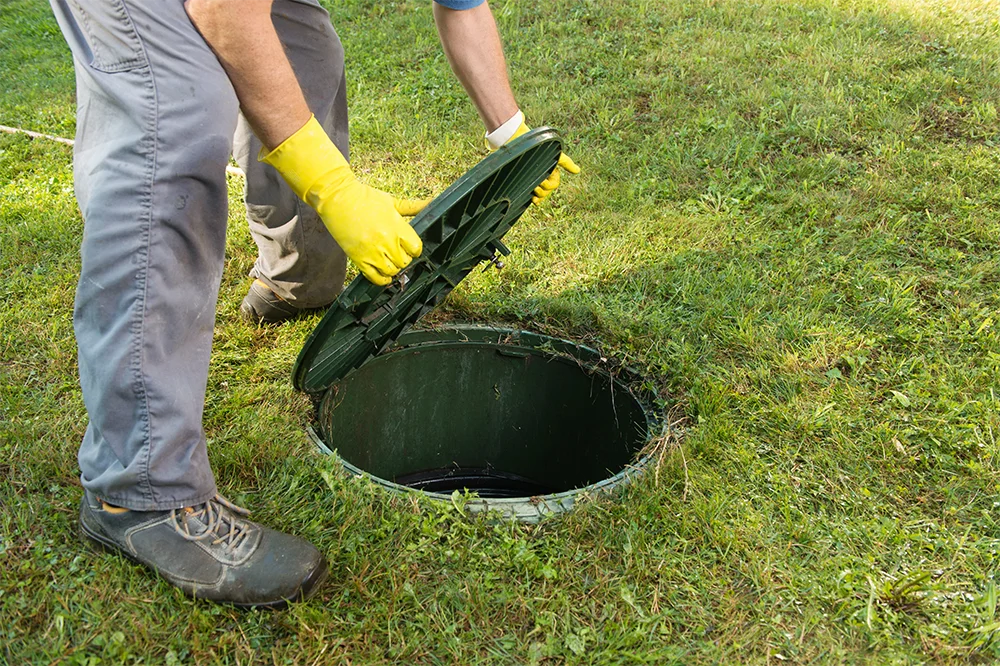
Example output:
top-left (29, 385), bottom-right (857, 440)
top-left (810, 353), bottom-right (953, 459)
top-left (80, 517), bottom-right (329, 610)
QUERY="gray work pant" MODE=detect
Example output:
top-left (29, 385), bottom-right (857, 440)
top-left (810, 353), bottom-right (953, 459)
top-left (49, 0), bottom-right (348, 510)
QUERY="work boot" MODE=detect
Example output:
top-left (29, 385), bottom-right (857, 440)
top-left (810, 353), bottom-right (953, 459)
top-left (240, 279), bottom-right (316, 325)
top-left (79, 490), bottom-right (328, 608)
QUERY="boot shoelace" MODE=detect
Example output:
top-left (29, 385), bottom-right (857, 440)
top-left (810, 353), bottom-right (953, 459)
top-left (171, 494), bottom-right (252, 550)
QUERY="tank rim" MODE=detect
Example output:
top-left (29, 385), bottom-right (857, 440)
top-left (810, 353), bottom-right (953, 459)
top-left (311, 324), bottom-right (668, 522)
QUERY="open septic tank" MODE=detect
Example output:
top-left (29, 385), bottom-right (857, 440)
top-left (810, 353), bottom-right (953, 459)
top-left (292, 129), bottom-right (664, 522)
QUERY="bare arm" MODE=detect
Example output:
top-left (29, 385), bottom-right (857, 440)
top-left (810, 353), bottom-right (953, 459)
top-left (433, 1), bottom-right (519, 133)
top-left (185, 0), bottom-right (427, 286)
top-left (184, 0), bottom-right (310, 150)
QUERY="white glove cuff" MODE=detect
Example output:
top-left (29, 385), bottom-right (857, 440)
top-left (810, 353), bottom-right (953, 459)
top-left (485, 110), bottom-right (524, 149)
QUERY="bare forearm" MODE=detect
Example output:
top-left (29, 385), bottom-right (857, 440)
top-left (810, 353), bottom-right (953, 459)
top-left (184, 0), bottom-right (310, 150)
top-left (433, 2), bottom-right (518, 132)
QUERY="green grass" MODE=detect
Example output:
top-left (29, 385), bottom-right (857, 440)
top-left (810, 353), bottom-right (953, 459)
top-left (3, 0), bottom-right (1000, 662)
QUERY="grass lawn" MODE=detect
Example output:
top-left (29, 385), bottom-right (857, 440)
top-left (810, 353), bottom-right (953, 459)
top-left (3, 0), bottom-right (1000, 663)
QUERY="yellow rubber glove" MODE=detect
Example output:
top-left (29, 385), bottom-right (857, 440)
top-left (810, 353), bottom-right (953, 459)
top-left (494, 120), bottom-right (581, 205)
top-left (260, 116), bottom-right (427, 286)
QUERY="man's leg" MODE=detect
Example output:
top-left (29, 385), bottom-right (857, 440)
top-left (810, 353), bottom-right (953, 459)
top-left (50, 0), bottom-right (326, 606)
top-left (52, 0), bottom-right (235, 509)
top-left (234, 0), bottom-right (349, 321)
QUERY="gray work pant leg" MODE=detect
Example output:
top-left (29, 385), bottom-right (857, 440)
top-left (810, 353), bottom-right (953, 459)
top-left (50, 0), bottom-right (239, 510)
top-left (232, 0), bottom-right (349, 309)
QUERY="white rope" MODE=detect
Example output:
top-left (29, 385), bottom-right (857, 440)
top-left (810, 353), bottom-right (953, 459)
top-left (0, 123), bottom-right (74, 146)
top-left (0, 123), bottom-right (245, 177)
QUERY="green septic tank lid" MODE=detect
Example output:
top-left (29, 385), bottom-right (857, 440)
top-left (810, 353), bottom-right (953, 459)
top-left (292, 128), bottom-right (563, 393)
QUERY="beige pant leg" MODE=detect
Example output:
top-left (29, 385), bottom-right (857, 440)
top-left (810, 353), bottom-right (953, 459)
top-left (232, 0), bottom-right (349, 308)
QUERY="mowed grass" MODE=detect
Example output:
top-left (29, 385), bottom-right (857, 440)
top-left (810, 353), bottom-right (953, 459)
top-left (3, 0), bottom-right (1000, 663)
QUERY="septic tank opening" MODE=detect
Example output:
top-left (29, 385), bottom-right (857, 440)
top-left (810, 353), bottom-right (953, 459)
top-left (313, 326), bottom-right (660, 521)
top-left (292, 130), bottom-right (666, 520)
